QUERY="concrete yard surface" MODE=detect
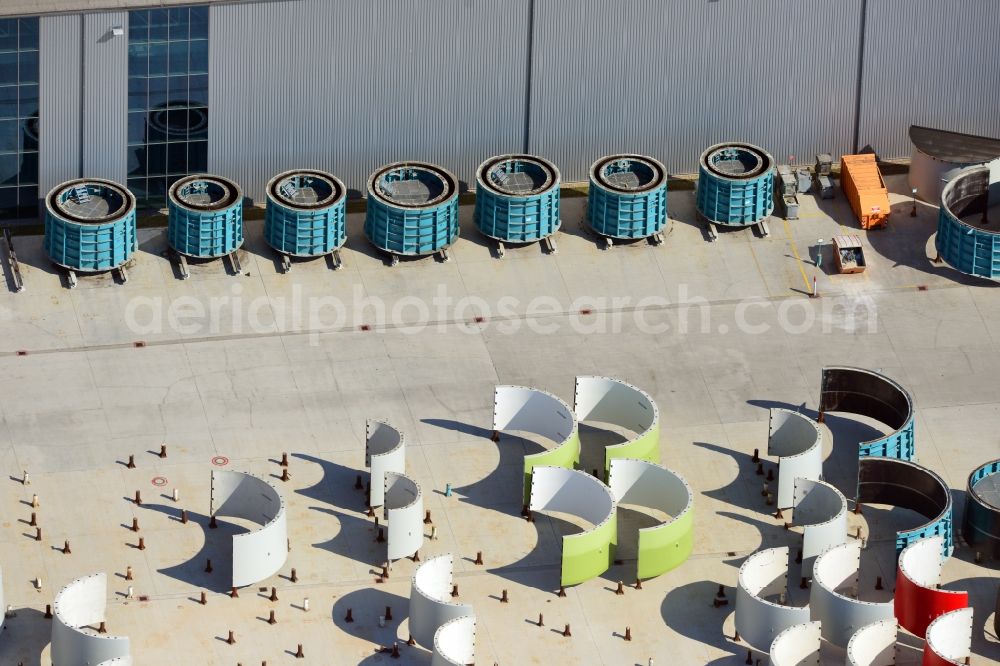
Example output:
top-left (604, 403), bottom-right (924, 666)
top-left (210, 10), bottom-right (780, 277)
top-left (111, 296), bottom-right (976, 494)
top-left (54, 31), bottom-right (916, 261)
top-left (0, 175), bottom-right (997, 664)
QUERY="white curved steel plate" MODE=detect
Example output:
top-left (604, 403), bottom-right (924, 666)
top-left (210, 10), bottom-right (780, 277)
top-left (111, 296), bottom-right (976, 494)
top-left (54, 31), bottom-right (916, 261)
top-left (494, 385), bottom-right (575, 445)
top-left (768, 620), bottom-right (821, 666)
top-left (367, 419), bottom-right (406, 507)
top-left (432, 614), bottom-right (476, 666)
top-left (768, 408), bottom-right (823, 509)
top-left (51, 573), bottom-right (132, 666)
top-left (735, 547), bottom-right (811, 651)
top-left (529, 465), bottom-right (615, 527)
top-left (385, 471), bottom-right (424, 561)
top-left (846, 619), bottom-right (898, 666)
top-left (924, 607), bottom-right (972, 665)
top-left (210, 470), bottom-right (288, 588)
top-left (809, 542), bottom-right (894, 647)
top-left (409, 554), bottom-right (473, 648)
top-left (792, 478), bottom-right (848, 575)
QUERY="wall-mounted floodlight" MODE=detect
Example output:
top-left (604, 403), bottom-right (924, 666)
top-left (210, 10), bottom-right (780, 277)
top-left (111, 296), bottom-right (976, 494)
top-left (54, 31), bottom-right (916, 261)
top-left (111, 26), bottom-right (124, 37)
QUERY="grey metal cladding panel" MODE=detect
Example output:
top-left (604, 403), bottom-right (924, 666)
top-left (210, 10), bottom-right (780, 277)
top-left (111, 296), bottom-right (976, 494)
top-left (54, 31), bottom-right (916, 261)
top-left (40, 14), bottom-right (82, 194)
top-left (529, 0), bottom-right (862, 181)
top-left (858, 0), bottom-right (1000, 160)
top-left (209, 0), bottom-right (529, 201)
top-left (82, 11), bottom-right (127, 183)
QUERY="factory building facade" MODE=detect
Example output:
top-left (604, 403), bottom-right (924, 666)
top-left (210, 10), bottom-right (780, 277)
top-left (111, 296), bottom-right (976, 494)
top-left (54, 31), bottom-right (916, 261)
top-left (0, 0), bottom-right (997, 222)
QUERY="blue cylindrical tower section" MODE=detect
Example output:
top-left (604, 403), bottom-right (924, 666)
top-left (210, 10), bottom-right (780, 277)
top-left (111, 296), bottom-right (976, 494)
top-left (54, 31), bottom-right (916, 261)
top-left (696, 142), bottom-right (775, 227)
top-left (167, 174), bottom-right (244, 258)
top-left (936, 166), bottom-right (1000, 279)
top-left (587, 154), bottom-right (667, 238)
top-left (364, 161), bottom-right (459, 256)
top-left (474, 154), bottom-right (560, 242)
top-left (264, 169), bottom-right (347, 256)
top-left (44, 178), bottom-right (137, 272)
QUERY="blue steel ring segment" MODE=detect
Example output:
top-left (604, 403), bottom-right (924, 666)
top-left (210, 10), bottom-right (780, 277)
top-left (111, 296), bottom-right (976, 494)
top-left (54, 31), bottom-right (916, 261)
top-left (856, 457), bottom-right (953, 557)
top-left (264, 169), bottom-right (347, 256)
top-left (365, 161), bottom-right (459, 256)
top-left (696, 142), bottom-right (775, 227)
top-left (587, 154), bottom-right (668, 239)
top-left (819, 366), bottom-right (915, 461)
top-left (962, 459), bottom-right (1000, 557)
top-left (474, 154), bottom-right (561, 243)
top-left (167, 174), bottom-right (245, 258)
top-left (43, 179), bottom-right (138, 272)
top-left (935, 165), bottom-right (1000, 279)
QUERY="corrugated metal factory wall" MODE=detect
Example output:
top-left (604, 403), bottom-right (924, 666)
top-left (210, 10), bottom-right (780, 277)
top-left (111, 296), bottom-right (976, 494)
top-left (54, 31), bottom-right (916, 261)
top-left (527, 0), bottom-right (864, 182)
top-left (20, 0), bottom-right (1000, 212)
top-left (81, 11), bottom-right (128, 184)
top-left (39, 14), bottom-right (82, 195)
top-left (857, 0), bottom-right (1000, 160)
top-left (207, 0), bottom-right (530, 201)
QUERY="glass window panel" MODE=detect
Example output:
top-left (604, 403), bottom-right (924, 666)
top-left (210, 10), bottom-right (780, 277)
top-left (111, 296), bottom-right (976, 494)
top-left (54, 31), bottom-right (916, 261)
top-left (128, 76), bottom-right (147, 112)
top-left (147, 176), bottom-right (167, 202)
top-left (0, 53), bottom-right (16, 84)
top-left (18, 50), bottom-right (38, 84)
top-left (128, 111), bottom-right (147, 145)
top-left (0, 20), bottom-right (15, 53)
top-left (148, 76), bottom-right (169, 110)
top-left (188, 140), bottom-right (207, 171)
top-left (148, 42), bottom-right (168, 76)
top-left (0, 119), bottom-right (16, 153)
top-left (18, 18), bottom-right (38, 51)
top-left (168, 8), bottom-right (189, 41)
top-left (0, 153), bottom-right (18, 185)
top-left (149, 9), bottom-right (169, 42)
top-left (188, 74), bottom-right (207, 107)
top-left (167, 142), bottom-right (187, 174)
top-left (168, 74), bottom-right (187, 103)
top-left (20, 118), bottom-right (37, 152)
top-left (127, 145), bottom-right (146, 177)
top-left (129, 10), bottom-right (149, 43)
top-left (0, 86), bottom-right (16, 118)
top-left (127, 177), bottom-right (147, 201)
top-left (0, 187), bottom-right (16, 217)
top-left (18, 151), bottom-right (36, 185)
top-left (19, 84), bottom-right (38, 118)
top-left (147, 143), bottom-right (167, 176)
top-left (128, 43), bottom-right (149, 76)
top-left (167, 109), bottom-right (188, 140)
top-left (189, 7), bottom-right (209, 40)
top-left (146, 110), bottom-right (167, 143)
top-left (189, 108), bottom-right (208, 140)
top-left (18, 185), bottom-right (36, 207)
top-left (168, 40), bottom-right (188, 75)
top-left (189, 40), bottom-right (208, 74)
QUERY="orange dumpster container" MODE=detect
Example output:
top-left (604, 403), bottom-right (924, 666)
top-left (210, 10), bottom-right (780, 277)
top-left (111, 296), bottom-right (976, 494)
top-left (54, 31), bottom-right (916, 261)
top-left (840, 154), bottom-right (890, 229)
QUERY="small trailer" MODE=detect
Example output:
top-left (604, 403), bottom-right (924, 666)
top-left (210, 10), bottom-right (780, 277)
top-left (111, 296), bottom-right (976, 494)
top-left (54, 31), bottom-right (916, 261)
top-left (832, 234), bottom-right (867, 274)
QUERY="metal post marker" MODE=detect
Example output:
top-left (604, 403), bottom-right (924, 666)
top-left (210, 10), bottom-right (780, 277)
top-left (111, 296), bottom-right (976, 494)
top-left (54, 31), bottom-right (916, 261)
top-left (816, 239), bottom-right (823, 268)
top-left (910, 188), bottom-right (918, 217)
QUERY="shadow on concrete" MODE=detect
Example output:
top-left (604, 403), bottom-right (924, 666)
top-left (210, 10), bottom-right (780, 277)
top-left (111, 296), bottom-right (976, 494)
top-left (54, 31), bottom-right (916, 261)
top-left (691, 440), bottom-right (771, 514)
top-left (661, 580), bottom-right (741, 661)
top-left (308, 505), bottom-right (387, 568)
top-left (0, 607), bottom-right (52, 666)
top-left (293, 453), bottom-right (368, 513)
top-left (140, 503), bottom-right (232, 593)
top-left (577, 422), bottom-right (626, 480)
top-left (422, 418), bottom-right (541, 516)
top-left (486, 513), bottom-right (591, 593)
top-left (358, 645), bottom-right (432, 665)
top-left (331, 586), bottom-right (410, 654)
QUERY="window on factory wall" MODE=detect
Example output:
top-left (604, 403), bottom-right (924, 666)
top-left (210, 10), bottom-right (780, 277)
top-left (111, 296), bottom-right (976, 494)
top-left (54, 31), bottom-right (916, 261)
top-left (0, 17), bottom-right (39, 221)
top-left (127, 6), bottom-right (208, 209)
